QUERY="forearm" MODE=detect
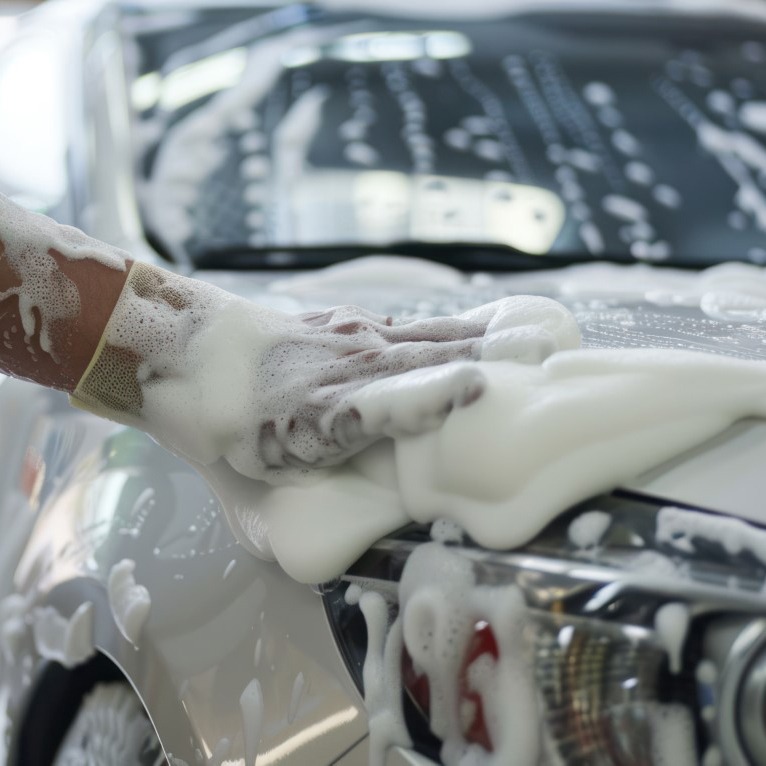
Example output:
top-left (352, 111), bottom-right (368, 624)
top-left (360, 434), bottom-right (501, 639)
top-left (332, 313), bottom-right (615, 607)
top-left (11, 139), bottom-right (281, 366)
top-left (0, 195), bottom-right (574, 488)
top-left (0, 196), bottom-right (131, 392)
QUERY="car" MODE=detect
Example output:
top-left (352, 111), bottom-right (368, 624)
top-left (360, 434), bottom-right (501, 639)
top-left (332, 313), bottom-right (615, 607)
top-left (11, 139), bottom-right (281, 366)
top-left (3, 0), bottom-right (766, 764)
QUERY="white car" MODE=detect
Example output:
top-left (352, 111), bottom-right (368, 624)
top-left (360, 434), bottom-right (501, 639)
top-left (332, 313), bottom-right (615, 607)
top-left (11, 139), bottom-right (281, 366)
top-left (2, 1), bottom-right (766, 764)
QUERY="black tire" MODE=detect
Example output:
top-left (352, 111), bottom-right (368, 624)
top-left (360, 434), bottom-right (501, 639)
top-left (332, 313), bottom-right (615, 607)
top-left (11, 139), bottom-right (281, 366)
top-left (52, 682), bottom-right (166, 766)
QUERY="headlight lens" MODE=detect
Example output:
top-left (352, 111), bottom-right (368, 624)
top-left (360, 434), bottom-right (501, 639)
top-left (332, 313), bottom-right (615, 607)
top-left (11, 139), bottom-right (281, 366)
top-left (324, 493), bottom-right (766, 765)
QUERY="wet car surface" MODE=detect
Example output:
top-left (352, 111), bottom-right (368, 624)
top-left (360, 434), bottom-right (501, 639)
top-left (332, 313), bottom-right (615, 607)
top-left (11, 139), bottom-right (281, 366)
top-left (4, 1), bottom-right (766, 764)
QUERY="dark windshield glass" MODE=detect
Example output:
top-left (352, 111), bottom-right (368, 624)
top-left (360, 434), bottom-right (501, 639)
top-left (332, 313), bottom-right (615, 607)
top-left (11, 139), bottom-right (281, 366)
top-left (128, 3), bottom-right (766, 268)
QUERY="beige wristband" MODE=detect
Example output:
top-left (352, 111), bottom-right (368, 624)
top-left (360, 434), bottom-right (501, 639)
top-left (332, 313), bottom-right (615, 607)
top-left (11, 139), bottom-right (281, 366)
top-left (69, 261), bottom-right (191, 426)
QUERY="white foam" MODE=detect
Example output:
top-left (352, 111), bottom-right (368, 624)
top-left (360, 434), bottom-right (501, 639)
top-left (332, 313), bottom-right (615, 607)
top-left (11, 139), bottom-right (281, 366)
top-left (430, 518), bottom-right (464, 544)
top-left (625, 161), bottom-right (654, 186)
top-left (602, 194), bottom-right (648, 222)
top-left (359, 590), bottom-right (411, 766)
top-left (567, 148), bottom-right (601, 173)
top-left (696, 659), bottom-right (717, 685)
top-left (473, 139), bottom-right (504, 162)
top-left (240, 339), bottom-right (766, 582)
top-left (0, 195), bottom-right (127, 359)
top-left (32, 602), bottom-right (94, 669)
top-left (583, 81), bottom-right (614, 106)
top-left (107, 559), bottom-right (151, 646)
top-left (656, 506), bottom-right (766, 563)
top-left (653, 184), bottom-right (682, 209)
top-left (654, 602), bottom-right (689, 674)
top-left (525, 260), bottom-right (766, 323)
top-left (695, 122), bottom-right (766, 230)
top-left (31, 214), bottom-right (766, 586)
top-left (444, 128), bottom-right (472, 150)
top-left (240, 155), bottom-right (270, 180)
top-left (579, 222), bottom-right (605, 254)
top-left (631, 240), bottom-right (672, 261)
top-left (0, 594), bottom-right (29, 666)
top-left (271, 255), bottom-right (464, 295)
top-left (567, 510), bottom-right (611, 549)
top-left (357, 543), bottom-right (554, 764)
top-left (650, 704), bottom-right (696, 766)
top-left (463, 116), bottom-right (493, 135)
top-left (740, 101), bottom-right (766, 134)
top-left (78, 255), bottom-right (766, 583)
top-left (611, 129), bottom-right (641, 156)
top-left (345, 141), bottom-right (379, 167)
top-left (706, 90), bottom-right (735, 115)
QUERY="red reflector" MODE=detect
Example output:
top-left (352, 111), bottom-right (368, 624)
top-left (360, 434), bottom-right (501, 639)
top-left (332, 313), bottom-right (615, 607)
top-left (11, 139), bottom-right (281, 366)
top-left (459, 621), bottom-right (498, 752)
top-left (402, 620), bottom-right (499, 753)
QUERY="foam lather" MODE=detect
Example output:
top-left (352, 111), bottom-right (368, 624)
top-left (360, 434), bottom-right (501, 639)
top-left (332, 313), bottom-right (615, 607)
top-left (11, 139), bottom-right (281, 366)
top-left (68, 259), bottom-right (511, 483)
top-left (70, 259), bottom-right (766, 587)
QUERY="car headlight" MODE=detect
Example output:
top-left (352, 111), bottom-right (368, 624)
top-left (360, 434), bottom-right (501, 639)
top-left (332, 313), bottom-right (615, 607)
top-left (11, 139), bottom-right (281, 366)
top-left (323, 493), bottom-right (766, 765)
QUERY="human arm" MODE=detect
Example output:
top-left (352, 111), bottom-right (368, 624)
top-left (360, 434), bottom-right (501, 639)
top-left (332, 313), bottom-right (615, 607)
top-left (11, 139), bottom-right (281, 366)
top-left (0, 195), bottom-right (579, 483)
top-left (0, 196), bottom-right (131, 392)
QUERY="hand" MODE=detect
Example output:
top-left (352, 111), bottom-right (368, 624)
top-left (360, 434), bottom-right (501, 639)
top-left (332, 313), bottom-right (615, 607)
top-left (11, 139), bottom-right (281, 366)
top-left (72, 259), bottom-right (580, 484)
top-left (233, 304), bottom-right (493, 477)
top-left (230, 295), bottom-right (580, 479)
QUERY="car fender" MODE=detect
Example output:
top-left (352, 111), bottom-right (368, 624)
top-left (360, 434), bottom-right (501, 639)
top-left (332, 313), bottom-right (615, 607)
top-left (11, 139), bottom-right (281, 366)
top-left (0, 379), bottom-right (367, 765)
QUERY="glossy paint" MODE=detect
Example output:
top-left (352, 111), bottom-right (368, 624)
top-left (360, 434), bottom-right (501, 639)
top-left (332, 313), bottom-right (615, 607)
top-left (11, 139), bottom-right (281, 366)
top-left (3, 2), bottom-right (766, 765)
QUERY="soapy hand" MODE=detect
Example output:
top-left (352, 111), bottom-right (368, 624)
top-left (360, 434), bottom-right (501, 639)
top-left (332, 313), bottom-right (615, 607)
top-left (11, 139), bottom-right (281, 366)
top-left (0, 197), bottom-right (582, 486)
top-left (253, 305), bottom-right (488, 471)
top-left (59, 256), bottom-right (580, 483)
top-left (246, 295), bottom-right (581, 474)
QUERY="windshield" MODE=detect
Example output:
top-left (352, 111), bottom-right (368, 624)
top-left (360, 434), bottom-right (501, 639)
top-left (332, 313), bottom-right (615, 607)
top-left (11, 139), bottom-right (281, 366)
top-left (128, 2), bottom-right (766, 269)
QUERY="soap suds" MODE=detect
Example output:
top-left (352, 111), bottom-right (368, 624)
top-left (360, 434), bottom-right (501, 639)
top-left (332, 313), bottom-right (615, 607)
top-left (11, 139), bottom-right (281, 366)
top-left (656, 506), bottom-right (766, 564)
top-left (32, 602), bottom-right (95, 669)
top-left (0, 195), bottom-right (127, 361)
top-left (359, 590), bottom-right (411, 766)
top-left (567, 510), bottom-right (611, 549)
top-left (501, 260), bottom-right (766, 325)
top-left (73, 262), bottom-right (518, 488)
top-left (22, 202), bottom-right (766, 592)
top-left (107, 559), bottom-right (151, 646)
top-left (357, 543), bottom-right (699, 764)
top-left (0, 593), bottom-right (31, 666)
top-left (430, 518), bottom-right (464, 544)
top-left (355, 544), bottom-right (538, 765)
top-left (654, 602), bottom-right (689, 675)
top-left (76, 259), bottom-right (766, 583)
top-left (270, 255), bottom-right (464, 296)
top-left (650, 704), bottom-right (696, 766)
top-left (244, 341), bottom-right (766, 582)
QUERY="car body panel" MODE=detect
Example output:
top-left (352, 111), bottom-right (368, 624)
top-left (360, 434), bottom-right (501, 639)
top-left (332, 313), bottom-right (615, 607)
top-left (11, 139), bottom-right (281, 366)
top-left (3, 264), bottom-right (766, 763)
top-left (0, 377), bottom-right (370, 765)
top-left (4, 1), bottom-right (766, 764)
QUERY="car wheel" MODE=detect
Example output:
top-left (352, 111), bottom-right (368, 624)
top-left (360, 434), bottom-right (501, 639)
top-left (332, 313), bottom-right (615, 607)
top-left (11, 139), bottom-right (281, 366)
top-left (52, 682), bottom-right (166, 766)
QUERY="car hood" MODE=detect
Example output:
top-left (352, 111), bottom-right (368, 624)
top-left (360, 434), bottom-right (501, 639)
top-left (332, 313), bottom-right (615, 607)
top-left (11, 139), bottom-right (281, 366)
top-left (196, 255), bottom-right (766, 527)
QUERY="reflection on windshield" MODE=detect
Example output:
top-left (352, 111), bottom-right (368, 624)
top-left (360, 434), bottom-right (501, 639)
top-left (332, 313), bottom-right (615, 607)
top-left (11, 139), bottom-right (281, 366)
top-left (132, 47), bottom-right (248, 112)
top-left (280, 170), bottom-right (564, 254)
top-left (283, 30), bottom-right (472, 67)
top-left (134, 6), bottom-right (766, 267)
